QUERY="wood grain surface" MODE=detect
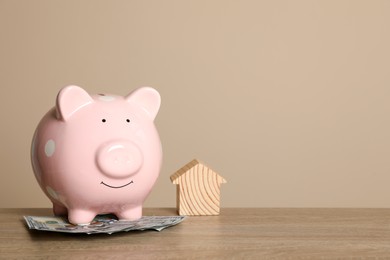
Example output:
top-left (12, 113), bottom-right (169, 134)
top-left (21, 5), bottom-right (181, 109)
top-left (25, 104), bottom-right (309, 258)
top-left (170, 159), bottom-right (227, 216)
top-left (1, 208), bottom-right (390, 259)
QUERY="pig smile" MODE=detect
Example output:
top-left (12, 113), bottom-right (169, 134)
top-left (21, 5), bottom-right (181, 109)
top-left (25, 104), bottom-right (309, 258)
top-left (100, 180), bottom-right (134, 189)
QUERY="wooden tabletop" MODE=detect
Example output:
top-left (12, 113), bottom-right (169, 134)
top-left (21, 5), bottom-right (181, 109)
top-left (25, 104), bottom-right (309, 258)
top-left (1, 208), bottom-right (390, 259)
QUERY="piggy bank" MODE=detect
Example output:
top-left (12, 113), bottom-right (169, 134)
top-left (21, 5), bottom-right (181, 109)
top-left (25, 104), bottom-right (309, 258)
top-left (31, 85), bottom-right (162, 225)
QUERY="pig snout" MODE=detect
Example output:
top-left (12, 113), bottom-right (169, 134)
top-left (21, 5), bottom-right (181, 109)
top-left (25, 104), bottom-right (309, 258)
top-left (96, 140), bottom-right (143, 178)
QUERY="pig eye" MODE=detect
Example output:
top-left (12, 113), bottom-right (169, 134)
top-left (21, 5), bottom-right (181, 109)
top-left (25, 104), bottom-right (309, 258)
top-left (102, 119), bottom-right (106, 123)
top-left (126, 119), bottom-right (130, 123)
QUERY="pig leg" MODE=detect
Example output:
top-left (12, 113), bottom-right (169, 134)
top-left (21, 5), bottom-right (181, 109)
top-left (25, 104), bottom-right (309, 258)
top-left (53, 203), bottom-right (67, 216)
top-left (116, 206), bottom-right (142, 221)
top-left (67, 208), bottom-right (96, 225)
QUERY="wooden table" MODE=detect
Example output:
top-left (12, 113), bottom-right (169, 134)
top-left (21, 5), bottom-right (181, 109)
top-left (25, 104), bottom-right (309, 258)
top-left (1, 208), bottom-right (390, 258)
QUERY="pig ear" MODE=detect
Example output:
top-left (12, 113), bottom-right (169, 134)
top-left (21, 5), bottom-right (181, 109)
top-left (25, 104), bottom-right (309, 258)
top-left (125, 87), bottom-right (161, 120)
top-left (56, 85), bottom-right (93, 121)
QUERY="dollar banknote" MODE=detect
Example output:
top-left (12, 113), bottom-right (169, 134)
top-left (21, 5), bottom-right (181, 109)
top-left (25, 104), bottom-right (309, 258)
top-left (24, 214), bottom-right (185, 234)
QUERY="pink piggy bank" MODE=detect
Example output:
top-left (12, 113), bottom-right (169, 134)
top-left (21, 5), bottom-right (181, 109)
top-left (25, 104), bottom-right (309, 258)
top-left (31, 85), bottom-right (162, 225)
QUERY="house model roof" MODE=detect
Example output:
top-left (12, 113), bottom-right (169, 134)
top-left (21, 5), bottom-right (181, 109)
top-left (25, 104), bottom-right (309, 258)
top-left (170, 159), bottom-right (227, 184)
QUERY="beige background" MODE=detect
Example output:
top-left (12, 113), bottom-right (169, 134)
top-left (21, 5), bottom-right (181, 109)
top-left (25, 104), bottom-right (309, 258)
top-left (1, 0), bottom-right (390, 208)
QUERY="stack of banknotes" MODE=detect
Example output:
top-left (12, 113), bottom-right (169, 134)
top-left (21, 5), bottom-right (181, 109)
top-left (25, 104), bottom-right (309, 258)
top-left (24, 214), bottom-right (185, 234)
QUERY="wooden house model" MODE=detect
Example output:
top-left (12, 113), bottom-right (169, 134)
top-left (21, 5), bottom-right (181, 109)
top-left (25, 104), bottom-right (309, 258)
top-left (170, 159), bottom-right (227, 216)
